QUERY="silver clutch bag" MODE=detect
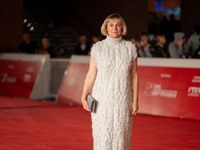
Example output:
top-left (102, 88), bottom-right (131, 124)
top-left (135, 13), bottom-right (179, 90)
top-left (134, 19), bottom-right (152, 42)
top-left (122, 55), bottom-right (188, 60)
top-left (86, 93), bottom-right (97, 113)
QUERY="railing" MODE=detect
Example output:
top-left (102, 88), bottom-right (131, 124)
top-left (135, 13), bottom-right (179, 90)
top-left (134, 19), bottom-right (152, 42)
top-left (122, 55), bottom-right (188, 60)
top-left (49, 58), bottom-right (70, 99)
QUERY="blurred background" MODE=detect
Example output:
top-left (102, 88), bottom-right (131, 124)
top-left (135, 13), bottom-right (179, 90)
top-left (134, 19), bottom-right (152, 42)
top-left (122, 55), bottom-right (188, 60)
top-left (0, 0), bottom-right (200, 58)
top-left (0, 2), bottom-right (200, 149)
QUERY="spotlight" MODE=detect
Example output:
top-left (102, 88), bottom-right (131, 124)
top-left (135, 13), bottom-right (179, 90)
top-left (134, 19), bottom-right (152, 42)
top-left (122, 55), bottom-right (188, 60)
top-left (27, 23), bottom-right (31, 28)
top-left (30, 26), bottom-right (34, 31)
top-left (23, 19), bottom-right (27, 23)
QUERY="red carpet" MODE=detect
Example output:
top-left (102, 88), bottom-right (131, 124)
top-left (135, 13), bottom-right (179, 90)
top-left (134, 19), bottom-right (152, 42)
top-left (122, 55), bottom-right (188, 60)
top-left (0, 96), bottom-right (200, 150)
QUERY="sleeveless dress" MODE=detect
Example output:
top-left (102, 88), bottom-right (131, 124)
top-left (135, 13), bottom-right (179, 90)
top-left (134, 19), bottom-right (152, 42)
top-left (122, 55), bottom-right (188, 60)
top-left (90, 36), bottom-right (137, 150)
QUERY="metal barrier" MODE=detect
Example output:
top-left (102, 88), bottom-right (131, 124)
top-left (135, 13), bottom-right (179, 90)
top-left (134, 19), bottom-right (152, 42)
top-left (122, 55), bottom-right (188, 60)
top-left (49, 58), bottom-right (69, 98)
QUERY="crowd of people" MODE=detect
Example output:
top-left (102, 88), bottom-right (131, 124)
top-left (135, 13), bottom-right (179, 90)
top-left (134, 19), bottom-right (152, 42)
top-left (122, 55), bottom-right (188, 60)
top-left (18, 33), bottom-right (99, 58)
top-left (72, 24), bottom-right (200, 59)
top-left (19, 24), bottom-right (200, 59)
top-left (19, 33), bottom-right (56, 58)
top-left (130, 25), bottom-right (200, 59)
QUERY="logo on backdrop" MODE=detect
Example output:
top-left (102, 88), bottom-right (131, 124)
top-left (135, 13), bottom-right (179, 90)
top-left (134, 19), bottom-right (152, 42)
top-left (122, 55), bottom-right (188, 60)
top-left (23, 74), bottom-right (31, 82)
top-left (188, 87), bottom-right (200, 97)
top-left (192, 76), bottom-right (200, 83)
top-left (144, 83), bottom-right (178, 98)
top-left (0, 73), bottom-right (16, 83)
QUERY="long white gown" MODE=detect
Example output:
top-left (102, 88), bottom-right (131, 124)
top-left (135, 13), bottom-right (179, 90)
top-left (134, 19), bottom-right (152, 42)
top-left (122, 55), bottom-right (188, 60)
top-left (90, 36), bottom-right (137, 150)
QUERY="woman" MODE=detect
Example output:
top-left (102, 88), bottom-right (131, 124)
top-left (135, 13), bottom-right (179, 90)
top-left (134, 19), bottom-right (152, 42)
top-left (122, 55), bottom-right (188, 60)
top-left (81, 13), bottom-right (139, 150)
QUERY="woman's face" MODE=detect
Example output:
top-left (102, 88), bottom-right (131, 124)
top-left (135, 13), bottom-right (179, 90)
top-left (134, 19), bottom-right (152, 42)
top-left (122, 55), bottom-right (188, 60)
top-left (107, 19), bottom-right (123, 39)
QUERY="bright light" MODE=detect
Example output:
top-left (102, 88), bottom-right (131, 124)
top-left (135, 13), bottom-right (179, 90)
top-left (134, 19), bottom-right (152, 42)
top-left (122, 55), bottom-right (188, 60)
top-left (23, 19), bottom-right (27, 23)
top-left (167, 8), bottom-right (173, 15)
top-left (27, 23), bottom-right (31, 28)
top-left (174, 7), bottom-right (181, 15)
top-left (30, 26), bottom-right (34, 31)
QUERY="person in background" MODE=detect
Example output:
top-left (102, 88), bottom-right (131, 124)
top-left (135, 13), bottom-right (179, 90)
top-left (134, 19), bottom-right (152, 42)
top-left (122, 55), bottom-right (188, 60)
top-left (153, 33), bottom-right (169, 57)
top-left (39, 37), bottom-right (56, 58)
top-left (197, 38), bottom-right (200, 58)
top-left (187, 25), bottom-right (200, 58)
top-left (167, 14), bottom-right (181, 42)
top-left (19, 33), bottom-right (38, 54)
top-left (138, 32), bottom-right (153, 57)
top-left (92, 35), bottom-right (101, 44)
top-left (130, 38), bottom-right (144, 57)
top-left (159, 15), bottom-right (168, 38)
top-left (90, 35), bottom-right (101, 49)
top-left (74, 35), bottom-right (91, 55)
top-left (169, 32), bottom-right (189, 58)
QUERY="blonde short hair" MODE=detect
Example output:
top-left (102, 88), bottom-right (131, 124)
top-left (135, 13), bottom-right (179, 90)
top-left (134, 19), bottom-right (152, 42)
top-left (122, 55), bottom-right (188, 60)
top-left (101, 13), bottom-right (127, 36)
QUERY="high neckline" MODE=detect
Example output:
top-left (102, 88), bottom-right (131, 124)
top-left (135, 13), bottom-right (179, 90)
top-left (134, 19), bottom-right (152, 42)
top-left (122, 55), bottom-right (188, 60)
top-left (106, 36), bottom-right (122, 43)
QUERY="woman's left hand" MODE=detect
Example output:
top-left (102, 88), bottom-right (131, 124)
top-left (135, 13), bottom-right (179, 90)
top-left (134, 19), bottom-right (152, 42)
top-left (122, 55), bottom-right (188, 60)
top-left (131, 102), bottom-right (139, 115)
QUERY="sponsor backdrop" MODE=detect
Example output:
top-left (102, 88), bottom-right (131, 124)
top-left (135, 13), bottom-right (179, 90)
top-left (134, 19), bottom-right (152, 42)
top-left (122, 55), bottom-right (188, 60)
top-left (0, 53), bottom-right (50, 99)
top-left (0, 60), bottom-right (41, 98)
top-left (138, 66), bottom-right (200, 119)
top-left (57, 56), bottom-right (200, 120)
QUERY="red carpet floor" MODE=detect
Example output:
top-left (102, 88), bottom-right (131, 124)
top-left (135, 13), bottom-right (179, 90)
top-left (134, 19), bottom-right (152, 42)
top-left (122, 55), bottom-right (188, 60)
top-left (0, 96), bottom-right (200, 150)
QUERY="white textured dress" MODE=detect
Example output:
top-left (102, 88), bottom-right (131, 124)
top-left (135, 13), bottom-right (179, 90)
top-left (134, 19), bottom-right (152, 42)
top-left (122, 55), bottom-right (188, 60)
top-left (90, 36), bottom-right (137, 150)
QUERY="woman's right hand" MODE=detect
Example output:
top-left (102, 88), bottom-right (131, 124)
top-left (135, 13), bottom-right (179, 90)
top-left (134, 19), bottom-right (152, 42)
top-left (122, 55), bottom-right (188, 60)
top-left (81, 56), bottom-right (97, 112)
top-left (81, 99), bottom-right (89, 111)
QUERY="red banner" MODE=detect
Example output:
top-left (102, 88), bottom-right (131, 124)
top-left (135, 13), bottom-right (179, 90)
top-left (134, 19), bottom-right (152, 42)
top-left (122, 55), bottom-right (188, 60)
top-left (138, 66), bottom-right (200, 119)
top-left (57, 63), bottom-right (89, 105)
top-left (0, 60), bottom-right (42, 98)
top-left (57, 57), bottom-right (200, 120)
